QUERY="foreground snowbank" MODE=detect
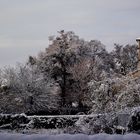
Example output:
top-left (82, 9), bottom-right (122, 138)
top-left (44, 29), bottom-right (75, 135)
top-left (0, 133), bottom-right (139, 140)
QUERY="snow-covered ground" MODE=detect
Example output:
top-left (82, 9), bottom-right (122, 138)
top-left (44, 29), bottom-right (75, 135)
top-left (0, 133), bottom-right (139, 140)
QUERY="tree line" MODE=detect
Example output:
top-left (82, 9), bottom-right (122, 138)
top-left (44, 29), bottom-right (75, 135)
top-left (0, 30), bottom-right (139, 115)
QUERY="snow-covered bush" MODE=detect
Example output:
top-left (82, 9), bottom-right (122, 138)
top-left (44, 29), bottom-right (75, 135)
top-left (88, 74), bottom-right (140, 114)
top-left (0, 64), bottom-right (60, 114)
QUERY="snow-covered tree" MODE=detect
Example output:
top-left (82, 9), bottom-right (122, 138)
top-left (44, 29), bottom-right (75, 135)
top-left (110, 44), bottom-right (138, 75)
top-left (0, 30), bottom-right (139, 116)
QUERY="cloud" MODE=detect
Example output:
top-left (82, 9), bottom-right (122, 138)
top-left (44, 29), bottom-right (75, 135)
top-left (0, 0), bottom-right (140, 66)
top-left (0, 39), bottom-right (48, 67)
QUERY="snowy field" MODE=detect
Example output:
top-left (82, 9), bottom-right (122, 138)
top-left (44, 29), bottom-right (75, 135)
top-left (0, 133), bottom-right (140, 140)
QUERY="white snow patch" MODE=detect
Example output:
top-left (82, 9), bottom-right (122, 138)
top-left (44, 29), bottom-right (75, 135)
top-left (0, 133), bottom-right (139, 140)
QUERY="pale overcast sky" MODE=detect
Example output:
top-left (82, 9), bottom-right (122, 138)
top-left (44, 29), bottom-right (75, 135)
top-left (0, 0), bottom-right (140, 67)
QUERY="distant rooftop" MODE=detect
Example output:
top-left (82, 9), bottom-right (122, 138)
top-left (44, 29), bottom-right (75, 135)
top-left (136, 38), bottom-right (140, 41)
